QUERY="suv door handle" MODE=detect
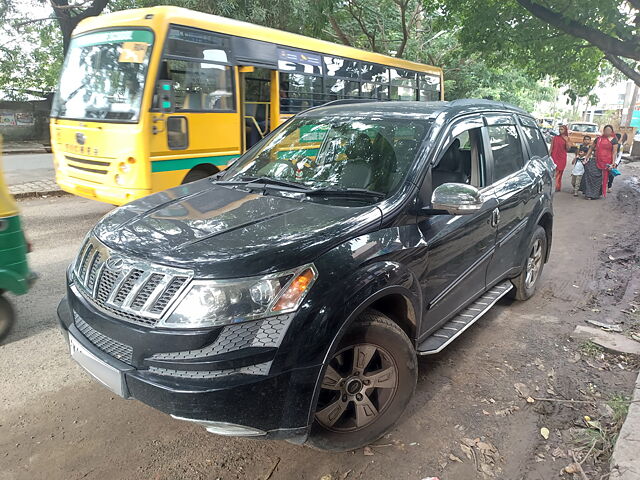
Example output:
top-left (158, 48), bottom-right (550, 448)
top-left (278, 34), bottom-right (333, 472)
top-left (491, 208), bottom-right (500, 228)
top-left (536, 180), bottom-right (543, 194)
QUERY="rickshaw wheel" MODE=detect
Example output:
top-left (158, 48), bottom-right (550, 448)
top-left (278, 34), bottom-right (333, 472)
top-left (0, 295), bottom-right (16, 343)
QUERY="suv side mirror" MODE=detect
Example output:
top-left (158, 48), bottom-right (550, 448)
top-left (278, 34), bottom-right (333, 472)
top-left (431, 183), bottom-right (484, 215)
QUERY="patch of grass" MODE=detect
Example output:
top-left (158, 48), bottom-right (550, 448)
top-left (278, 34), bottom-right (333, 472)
top-left (608, 394), bottom-right (630, 424)
top-left (580, 340), bottom-right (604, 357)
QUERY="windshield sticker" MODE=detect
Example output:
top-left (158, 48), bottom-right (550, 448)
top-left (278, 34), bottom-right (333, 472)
top-left (73, 30), bottom-right (153, 48)
top-left (119, 42), bottom-right (149, 63)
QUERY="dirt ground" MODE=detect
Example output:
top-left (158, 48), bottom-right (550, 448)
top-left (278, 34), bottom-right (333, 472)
top-left (1, 163), bottom-right (640, 480)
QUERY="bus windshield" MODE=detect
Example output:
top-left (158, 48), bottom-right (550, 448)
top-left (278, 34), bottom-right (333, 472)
top-left (51, 29), bottom-right (154, 122)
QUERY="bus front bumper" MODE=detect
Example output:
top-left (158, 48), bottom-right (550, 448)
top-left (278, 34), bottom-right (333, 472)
top-left (56, 176), bottom-right (150, 206)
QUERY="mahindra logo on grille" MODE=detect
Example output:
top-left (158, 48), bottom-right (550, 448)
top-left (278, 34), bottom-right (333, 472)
top-left (75, 132), bottom-right (86, 145)
top-left (105, 256), bottom-right (125, 271)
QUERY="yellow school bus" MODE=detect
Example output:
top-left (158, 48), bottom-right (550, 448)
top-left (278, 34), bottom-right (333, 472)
top-left (50, 6), bottom-right (444, 205)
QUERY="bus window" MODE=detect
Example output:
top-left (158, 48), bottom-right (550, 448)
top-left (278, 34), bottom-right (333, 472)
top-left (361, 64), bottom-right (389, 84)
top-left (280, 73), bottom-right (323, 114)
top-left (162, 26), bottom-right (234, 112)
top-left (324, 57), bottom-right (360, 79)
top-left (390, 68), bottom-right (417, 101)
top-left (418, 73), bottom-right (440, 101)
top-left (164, 60), bottom-right (234, 111)
top-left (325, 78), bottom-right (360, 100)
top-left (362, 83), bottom-right (389, 100)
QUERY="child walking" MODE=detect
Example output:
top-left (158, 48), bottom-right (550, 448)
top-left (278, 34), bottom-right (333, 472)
top-left (571, 145), bottom-right (587, 196)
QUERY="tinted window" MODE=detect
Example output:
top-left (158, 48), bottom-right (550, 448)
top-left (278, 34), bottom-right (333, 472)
top-left (280, 73), bottom-right (323, 114)
top-left (522, 126), bottom-right (548, 158)
top-left (324, 56), bottom-right (360, 78)
top-left (418, 73), bottom-right (440, 101)
top-left (488, 125), bottom-right (524, 181)
top-left (166, 27), bottom-right (229, 63)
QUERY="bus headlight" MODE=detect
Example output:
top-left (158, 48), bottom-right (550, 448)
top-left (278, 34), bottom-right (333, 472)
top-left (157, 265), bottom-right (317, 329)
top-left (118, 162), bottom-right (130, 173)
top-left (114, 174), bottom-right (124, 185)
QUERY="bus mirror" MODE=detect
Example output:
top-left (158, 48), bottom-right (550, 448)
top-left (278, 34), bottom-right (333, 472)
top-left (156, 80), bottom-right (175, 113)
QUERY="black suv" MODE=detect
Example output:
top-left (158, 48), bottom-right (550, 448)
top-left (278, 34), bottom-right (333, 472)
top-left (58, 100), bottom-right (554, 451)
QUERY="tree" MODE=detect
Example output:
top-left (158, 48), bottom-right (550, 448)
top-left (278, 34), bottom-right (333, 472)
top-left (436, 0), bottom-right (640, 96)
top-left (49, 0), bottom-right (111, 53)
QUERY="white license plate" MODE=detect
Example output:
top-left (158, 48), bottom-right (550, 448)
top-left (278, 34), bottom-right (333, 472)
top-left (69, 333), bottom-right (127, 398)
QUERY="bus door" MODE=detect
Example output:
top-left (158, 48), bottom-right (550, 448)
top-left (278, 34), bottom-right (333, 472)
top-left (240, 67), bottom-right (280, 150)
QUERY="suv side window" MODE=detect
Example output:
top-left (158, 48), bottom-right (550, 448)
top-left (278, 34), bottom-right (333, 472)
top-left (487, 125), bottom-right (523, 182)
top-left (521, 126), bottom-right (548, 159)
top-left (432, 121), bottom-right (486, 190)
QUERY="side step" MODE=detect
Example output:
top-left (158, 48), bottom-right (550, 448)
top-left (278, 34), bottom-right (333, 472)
top-left (417, 281), bottom-right (513, 355)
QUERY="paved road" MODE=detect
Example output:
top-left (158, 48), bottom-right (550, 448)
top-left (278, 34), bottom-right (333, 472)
top-left (1, 170), bottom-right (639, 480)
top-left (3, 153), bottom-right (54, 186)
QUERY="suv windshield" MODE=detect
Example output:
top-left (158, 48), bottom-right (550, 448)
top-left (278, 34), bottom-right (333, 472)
top-left (51, 29), bottom-right (153, 122)
top-left (224, 114), bottom-right (430, 197)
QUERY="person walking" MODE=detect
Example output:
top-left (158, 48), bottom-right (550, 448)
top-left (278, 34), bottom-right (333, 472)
top-left (585, 125), bottom-right (618, 199)
top-left (550, 125), bottom-right (573, 192)
top-left (571, 145), bottom-right (587, 196)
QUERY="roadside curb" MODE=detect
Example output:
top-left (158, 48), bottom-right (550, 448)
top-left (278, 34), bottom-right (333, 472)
top-left (610, 371), bottom-right (640, 479)
top-left (3, 148), bottom-right (50, 155)
top-left (13, 189), bottom-right (70, 200)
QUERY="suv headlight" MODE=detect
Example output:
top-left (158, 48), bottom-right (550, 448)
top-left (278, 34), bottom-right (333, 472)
top-left (157, 265), bottom-right (317, 328)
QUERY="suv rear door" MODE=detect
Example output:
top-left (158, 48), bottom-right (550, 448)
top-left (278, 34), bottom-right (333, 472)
top-left (484, 114), bottom-right (538, 286)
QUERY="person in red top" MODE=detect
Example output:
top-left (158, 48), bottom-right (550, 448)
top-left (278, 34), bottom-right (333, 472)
top-left (550, 125), bottom-right (573, 191)
top-left (584, 125), bottom-right (619, 199)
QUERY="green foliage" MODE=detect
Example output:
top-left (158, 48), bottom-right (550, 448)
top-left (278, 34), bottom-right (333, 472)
top-left (434, 0), bottom-right (640, 96)
top-left (0, 2), bottom-right (63, 99)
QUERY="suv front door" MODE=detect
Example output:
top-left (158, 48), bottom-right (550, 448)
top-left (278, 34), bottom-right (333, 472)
top-left (484, 115), bottom-right (537, 286)
top-left (416, 116), bottom-right (498, 338)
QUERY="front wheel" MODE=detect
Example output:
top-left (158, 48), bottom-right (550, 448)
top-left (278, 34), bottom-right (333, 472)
top-left (306, 311), bottom-right (417, 452)
top-left (511, 225), bottom-right (547, 300)
top-left (0, 295), bottom-right (16, 343)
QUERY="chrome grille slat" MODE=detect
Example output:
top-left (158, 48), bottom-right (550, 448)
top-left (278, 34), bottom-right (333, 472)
top-left (130, 273), bottom-right (164, 311)
top-left (112, 269), bottom-right (143, 305)
top-left (72, 237), bottom-right (193, 328)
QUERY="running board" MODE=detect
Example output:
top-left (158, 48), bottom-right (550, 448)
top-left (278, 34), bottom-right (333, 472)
top-left (417, 281), bottom-right (513, 355)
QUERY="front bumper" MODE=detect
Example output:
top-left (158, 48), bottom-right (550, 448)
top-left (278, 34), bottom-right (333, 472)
top-left (57, 295), bottom-right (320, 440)
top-left (56, 175), bottom-right (150, 206)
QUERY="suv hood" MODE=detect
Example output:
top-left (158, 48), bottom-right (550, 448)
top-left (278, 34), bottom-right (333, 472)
top-left (93, 179), bottom-right (382, 278)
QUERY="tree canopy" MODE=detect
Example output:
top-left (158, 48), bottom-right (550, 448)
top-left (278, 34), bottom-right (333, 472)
top-left (4, 0), bottom-right (635, 111)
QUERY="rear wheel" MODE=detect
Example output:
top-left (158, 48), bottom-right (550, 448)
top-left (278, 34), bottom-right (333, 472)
top-left (182, 167), bottom-right (216, 184)
top-left (306, 311), bottom-right (417, 451)
top-left (511, 225), bottom-right (547, 300)
top-left (0, 295), bottom-right (16, 343)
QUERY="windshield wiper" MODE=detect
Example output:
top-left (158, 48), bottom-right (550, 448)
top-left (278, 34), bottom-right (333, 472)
top-left (306, 186), bottom-right (385, 200)
top-left (215, 176), bottom-right (310, 191)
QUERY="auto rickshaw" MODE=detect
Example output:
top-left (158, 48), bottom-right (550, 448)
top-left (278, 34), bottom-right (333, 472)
top-left (0, 139), bottom-right (35, 342)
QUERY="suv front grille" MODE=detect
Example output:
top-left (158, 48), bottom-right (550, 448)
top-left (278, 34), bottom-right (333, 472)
top-left (73, 236), bottom-right (193, 327)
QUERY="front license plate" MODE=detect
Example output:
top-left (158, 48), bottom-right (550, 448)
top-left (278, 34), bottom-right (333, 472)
top-left (69, 333), bottom-right (127, 398)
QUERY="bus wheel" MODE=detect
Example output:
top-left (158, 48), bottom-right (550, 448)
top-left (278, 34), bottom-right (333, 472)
top-left (182, 166), bottom-right (218, 184)
top-left (0, 295), bottom-right (16, 343)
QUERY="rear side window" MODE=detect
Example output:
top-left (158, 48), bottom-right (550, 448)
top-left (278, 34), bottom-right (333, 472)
top-left (488, 125), bottom-right (524, 181)
top-left (522, 126), bottom-right (548, 158)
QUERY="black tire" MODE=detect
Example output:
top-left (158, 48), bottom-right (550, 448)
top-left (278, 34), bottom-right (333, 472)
top-left (181, 168), bottom-right (215, 184)
top-left (0, 295), bottom-right (16, 343)
top-left (511, 225), bottom-right (547, 301)
top-left (306, 310), bottom-right (417, 452)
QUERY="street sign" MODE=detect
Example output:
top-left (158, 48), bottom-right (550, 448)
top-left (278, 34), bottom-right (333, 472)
top-left (631, 110), bottom-right (640, 128)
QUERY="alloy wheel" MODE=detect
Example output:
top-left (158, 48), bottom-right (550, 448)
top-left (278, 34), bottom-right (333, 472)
top-left (315, 343), bottom-right (399, 432)
top-left (525, 239), bottom-right (543, 289)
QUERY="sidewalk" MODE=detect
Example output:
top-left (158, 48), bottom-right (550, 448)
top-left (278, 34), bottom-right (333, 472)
top-left (8, 178), bottom-right (63, 199)
top-left (2, 140), bottom-right (50, 155)
top-left (610, 371), bottom-right (640, 479)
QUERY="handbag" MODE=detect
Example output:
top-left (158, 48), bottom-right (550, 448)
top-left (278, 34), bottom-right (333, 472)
top-left (610, 168), bottom-right (621, 177)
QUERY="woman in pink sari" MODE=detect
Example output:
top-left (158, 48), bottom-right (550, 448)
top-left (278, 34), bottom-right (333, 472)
top-left (584, 125), bottom-right (618, 199)
top-left (550, 125), bottom-right (572, 191)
